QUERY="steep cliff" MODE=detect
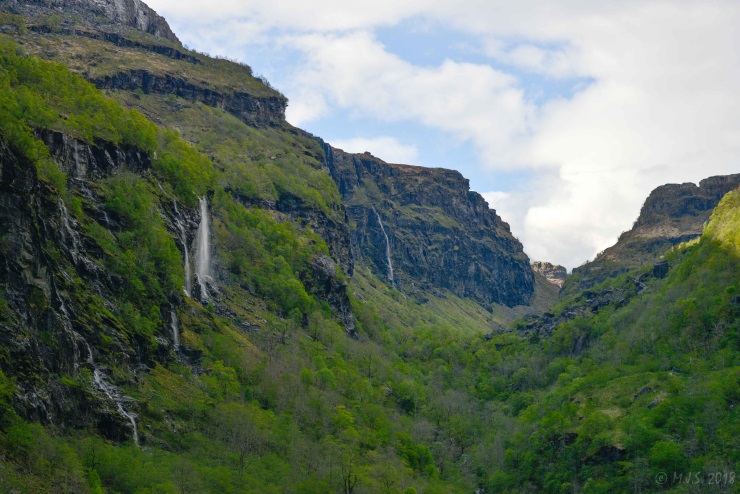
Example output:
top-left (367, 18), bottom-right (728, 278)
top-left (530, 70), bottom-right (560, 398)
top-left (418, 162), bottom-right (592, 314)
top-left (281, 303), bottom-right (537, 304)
top-left (563, 173), bottom-right (740, 295)
top-left (324, 145), bottom-right (534, 308)
top-left (8, 0), bottom-right (180, 43)
top-left (0, 134), bottom-right (148, 439)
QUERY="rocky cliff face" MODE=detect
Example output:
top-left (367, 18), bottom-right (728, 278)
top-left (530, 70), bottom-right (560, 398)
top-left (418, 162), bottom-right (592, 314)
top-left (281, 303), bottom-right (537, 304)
top-left (531, 261), bottom-right (567, 289)
top-left (10, 0), bottom-right (180, 43)
top-left (0, 135), bottom-right (150, 440)
top-left (324, 144), bottom-right (534, 308)
top-left (563, 173), bottom-right (740, 295)
top-left (91, 70), bottom-right (287, 127)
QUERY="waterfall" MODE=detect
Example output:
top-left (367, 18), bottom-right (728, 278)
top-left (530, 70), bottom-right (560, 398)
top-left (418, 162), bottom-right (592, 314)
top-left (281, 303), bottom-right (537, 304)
top-left (59, 198), bottom-right (81, 260)
top-left (57, 291), bottom-right (139, 445)
top-left (170, 310), bottom-right (180, 350)
top-left (372, 206), bottom-right (395, 287)
top-left (72, 139), bottom-right (80, 177)
top-left (194, 196), bottom-right (212, 299)
top-left (93, 369), bottom-right (140, 446)
top-left (76, 332), bottom-right (139, 446)
top-left (173, 201), bottom-right (192, 297)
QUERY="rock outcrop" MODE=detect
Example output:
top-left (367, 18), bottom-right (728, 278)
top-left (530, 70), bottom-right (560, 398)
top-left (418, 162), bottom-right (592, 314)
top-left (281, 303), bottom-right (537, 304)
top-left (86, 0), bottom-right (179, 42)
top-left (91, 70), bottom-right (287, 127)
top-left (324, 144), bottom-right (534, 308)
top-left (36, 130), bottom-right (151, 180)
top-left (531, 261), bottom-right (567, 289)
top-left (303, 255), bottom-right (356, 336)
top-left (11, 0), bottom-right (180, 43)
top-left (562, 173), bottom-right (740, 295)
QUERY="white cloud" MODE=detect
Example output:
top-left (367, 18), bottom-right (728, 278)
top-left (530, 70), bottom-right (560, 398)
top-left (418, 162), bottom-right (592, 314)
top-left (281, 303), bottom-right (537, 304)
top-left (329, 136), bottom-right (420, 164)
top-left (279, 31), bottom-right (533, 167)
top-left (146, 0), bottom-right (740, 269)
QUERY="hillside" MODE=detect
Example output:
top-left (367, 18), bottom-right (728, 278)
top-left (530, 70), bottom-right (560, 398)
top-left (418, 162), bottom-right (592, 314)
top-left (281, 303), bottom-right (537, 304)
top-left (0, 1), bottom-right (738, 493)
top-left (563, 174), bottom-right (740, 296)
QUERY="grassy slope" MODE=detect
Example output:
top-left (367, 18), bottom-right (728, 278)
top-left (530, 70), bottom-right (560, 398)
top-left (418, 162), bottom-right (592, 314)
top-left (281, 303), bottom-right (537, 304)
top-left (14, 26), bottom-right (281, 98)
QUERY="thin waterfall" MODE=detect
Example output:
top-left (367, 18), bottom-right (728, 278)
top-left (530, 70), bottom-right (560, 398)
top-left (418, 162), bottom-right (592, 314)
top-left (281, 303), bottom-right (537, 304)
top-left (78, 334), bottom-right (139, 446)
top-left (173, 201), bottom-right (192, 297)
top-left (170, 310), bottom-right (180, 350)
top-left (72, 139), bottom-right (80, 177)
top-left (59, 198), bottom-right (81, 261)
top-left (194, 196), bottom-right (212, 299)
top-left (372, 206), bottom-right (395, 287)
top-left (93, 369), bottom-right (139, 446)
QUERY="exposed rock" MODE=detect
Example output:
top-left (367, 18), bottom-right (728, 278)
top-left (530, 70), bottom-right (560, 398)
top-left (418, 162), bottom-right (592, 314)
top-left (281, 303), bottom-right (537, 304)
top-left (27, 26), bottom-right (199, 64)
top-left (563, 173), bottom-right (740, 296)
top-left (11, 0), bottom-right (180, 43)
top-left (0, 135), bottom-right (139, 439)
top-left (323, 143), bottom-right (534, 308)
top-left (275, 189), bottom-right (354, 277)
top-left (531, 261), bottom-right (567, 288)
top-left (633, 386), bottom-right (653, 401)
top-left (85, 0), bottom-right (179, 43)
top-left (91, 70), bottom-right (286, 127)
top-left (303, 255), bottom-right (356, 336)
top-left (507, 270), bottom-right (651, 340)
top-left (652, 260), bottom-right (669, 279)
top-left (36, 129), bottom-right (151, 180)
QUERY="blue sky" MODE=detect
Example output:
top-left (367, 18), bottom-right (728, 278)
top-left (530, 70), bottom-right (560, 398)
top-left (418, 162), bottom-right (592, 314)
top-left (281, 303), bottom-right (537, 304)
top-left (147, 0), bottom-right (740, 269)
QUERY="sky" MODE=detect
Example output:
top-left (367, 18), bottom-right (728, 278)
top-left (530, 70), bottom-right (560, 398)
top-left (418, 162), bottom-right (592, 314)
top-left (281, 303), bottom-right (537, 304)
top-left (145, 0), bottom-right (740, 270)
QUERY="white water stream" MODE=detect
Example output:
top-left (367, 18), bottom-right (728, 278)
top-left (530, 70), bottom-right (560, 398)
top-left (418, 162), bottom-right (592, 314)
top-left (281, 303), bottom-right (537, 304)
top-left (170, 310), bottom-right (180, 350)
top-left (93, 368), bottom-right (140, 446)
top-left (172, 201), bottom-right (193, 297)
top-left (194, 196), bottom-right (212, 299)
top-left (372, 206), bottom-right (395, 287)
top-left (80, 337), bottom-right (139, 446)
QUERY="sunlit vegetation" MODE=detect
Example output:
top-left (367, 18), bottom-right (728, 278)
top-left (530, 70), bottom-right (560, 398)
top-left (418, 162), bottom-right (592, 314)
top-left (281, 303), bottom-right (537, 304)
top-left (0, 33), bottom-right (738, 494)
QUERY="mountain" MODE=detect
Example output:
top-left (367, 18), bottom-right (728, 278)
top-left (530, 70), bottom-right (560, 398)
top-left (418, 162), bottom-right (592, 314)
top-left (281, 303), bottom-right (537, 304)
top-left (323, 145), bottom-right (534, 308)
top-left (562, 173), bottom-right (740, 296)
top-left (0, 1), bottom-right (738, 493)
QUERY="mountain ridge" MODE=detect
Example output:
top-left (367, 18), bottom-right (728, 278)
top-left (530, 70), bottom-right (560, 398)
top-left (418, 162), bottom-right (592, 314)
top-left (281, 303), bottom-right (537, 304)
top-left (563, 173), bottom-right (740, 295)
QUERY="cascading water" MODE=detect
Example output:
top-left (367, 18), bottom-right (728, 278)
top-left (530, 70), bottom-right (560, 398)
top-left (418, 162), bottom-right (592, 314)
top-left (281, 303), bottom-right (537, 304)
top-left (173, 201), bottom-right (193, 297)
top-left (170, 310), bottom-right (180, 350)
top-left (72, 139), bottom-right (80, 177)
top-left (372, 206), bottom-right (395, 287)
top-left (194, 196), bottom-right (212, 299)
top-left (93, 369), bottom-right (139, 446)
top-left (59, 199), bottom-right (81, 261)
top-left (78, 331), bottom-right (139, 446)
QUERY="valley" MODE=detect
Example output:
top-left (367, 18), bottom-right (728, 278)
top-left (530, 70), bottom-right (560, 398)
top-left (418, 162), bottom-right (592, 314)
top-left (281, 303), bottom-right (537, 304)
top-left (0, 1), bottom-right (737, 493)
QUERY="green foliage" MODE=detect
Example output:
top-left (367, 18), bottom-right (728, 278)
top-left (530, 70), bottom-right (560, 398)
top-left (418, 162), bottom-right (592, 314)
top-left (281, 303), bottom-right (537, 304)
top-left (0, 28), bottom-right (738, 494)
top-left (0, 39), bottom-right (157, 152)
top-left (213, 189), bottom-right (323, 315)
top-left (154, 129), bottom-right (215, 205)
top-left (100, 173), bottom-right (182, 336)
top-left (705, 187), bottom-right (740, 252)
top-left (0, 13), bottom-right (26, 32)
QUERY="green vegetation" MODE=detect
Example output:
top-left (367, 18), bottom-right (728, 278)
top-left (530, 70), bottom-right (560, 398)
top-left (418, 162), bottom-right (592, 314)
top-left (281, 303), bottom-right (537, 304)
top-left (0, 27), bottom-right (738, 494)
top-left (0, 39), bottom-right (157, 154)
top-left (13, 27), bottom-right (283, 99)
